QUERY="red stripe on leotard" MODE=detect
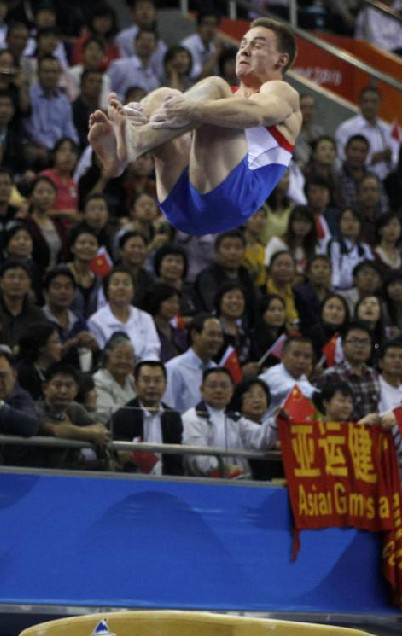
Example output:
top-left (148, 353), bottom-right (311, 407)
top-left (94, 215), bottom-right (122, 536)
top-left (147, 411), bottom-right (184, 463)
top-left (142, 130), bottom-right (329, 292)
top-left (231, 86), bottom-right (294, 152)
top-left (266, 125), bottom-right (294, 152)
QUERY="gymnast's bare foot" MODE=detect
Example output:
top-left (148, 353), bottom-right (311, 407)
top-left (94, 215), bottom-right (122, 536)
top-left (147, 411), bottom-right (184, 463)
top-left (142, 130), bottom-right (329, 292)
top-left (88, 110), bottom-right (126, 178)
top-left (108, 93), bottom-right (144, 164)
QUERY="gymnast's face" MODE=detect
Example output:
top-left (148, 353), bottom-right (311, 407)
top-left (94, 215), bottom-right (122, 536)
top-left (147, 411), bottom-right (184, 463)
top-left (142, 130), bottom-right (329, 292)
top-left (237, 27), bottom-right (288, 86)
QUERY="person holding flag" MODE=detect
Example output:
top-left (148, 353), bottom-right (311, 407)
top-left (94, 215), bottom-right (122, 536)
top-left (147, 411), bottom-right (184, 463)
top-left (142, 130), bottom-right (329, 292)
top-left (308, 293), bottom-right (349, 367)
top-left (259, 336), bottom-right (316, 414)
top-left (250, 294), bottom-right (288, 365)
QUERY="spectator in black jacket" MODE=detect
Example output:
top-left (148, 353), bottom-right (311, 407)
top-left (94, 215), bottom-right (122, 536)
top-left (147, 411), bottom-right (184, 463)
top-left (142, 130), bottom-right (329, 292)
top-left (0, 168), bottom-right (20, 252)
top-left (72, 69), bottom-right (103, 152)
top-left (0, 90), bottom-right (27, 174)
top-left (294, 254), bottom-right (332, 334)
top-left (16, 321), bottom-right (63, 400)
top-left (0, 346), bottom-right (41, 465)
top-left (0, 260), bottom-right (45, 349)
top-left (0, 346), bottom-right (40, 437)
top-left (112, 360), bottom-right (183, 476)
top-left (195, 230), bottom-right (258, 328)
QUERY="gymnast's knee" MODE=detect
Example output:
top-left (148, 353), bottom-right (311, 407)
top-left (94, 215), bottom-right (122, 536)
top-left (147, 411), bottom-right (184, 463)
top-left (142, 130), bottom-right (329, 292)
top-left (193, 76), bottom-right (232, 98)
top-left (141, 87), bottom-right (182, 116)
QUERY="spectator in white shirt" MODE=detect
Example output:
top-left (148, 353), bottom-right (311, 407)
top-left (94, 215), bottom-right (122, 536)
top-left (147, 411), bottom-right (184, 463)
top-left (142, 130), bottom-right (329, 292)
top-left (328, 208), bottom-right (373, 290)
top-left (108, 27), bottom-right (160, 100)
top-left (378, 341), bottom-right (402, 412)
top-left (92, 332), bottom-right (137, 424)
top-left (115, 0), bottom-right (167, 80)
top-left (88, 266), bottom-right (160, 361)
top-left (259, 336), bottom-right (316, 413)
top-left (163, 314), bottom-right (223, 413)
top-left (339, 259), bottom-right (382, 317)
top-left (230, 377), bottom-right (281, 481)
top-left (181, 11), bottom-right (225, 80)
top-left (362, 341), bottom-right (402, 472)
top-left (355, 0), bottom-right (402, 55)
top-left (335, 86), bottom-right (398, 180)
top-left (28, 27), bottom-right (72, 96)
top-left (68, 36), bottom-right (111, 109)
top-left (183, 367), bottom-right (276, 478)
top-left (24, 4), bottom-right (68, 68)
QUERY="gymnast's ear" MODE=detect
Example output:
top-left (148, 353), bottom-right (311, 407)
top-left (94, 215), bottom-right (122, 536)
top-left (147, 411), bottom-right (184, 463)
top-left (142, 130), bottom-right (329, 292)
top-left (276, 52), bottom-right (289, 71)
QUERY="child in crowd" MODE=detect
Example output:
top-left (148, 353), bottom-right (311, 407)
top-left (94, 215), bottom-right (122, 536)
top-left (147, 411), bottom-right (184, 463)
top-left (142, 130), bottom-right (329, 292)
top-left (327, 208), bottom-right (373, 290)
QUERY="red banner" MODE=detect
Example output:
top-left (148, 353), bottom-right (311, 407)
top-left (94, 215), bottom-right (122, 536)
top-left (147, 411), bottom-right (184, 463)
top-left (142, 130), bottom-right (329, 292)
top-left (278, 387), bottom-right (402, 608)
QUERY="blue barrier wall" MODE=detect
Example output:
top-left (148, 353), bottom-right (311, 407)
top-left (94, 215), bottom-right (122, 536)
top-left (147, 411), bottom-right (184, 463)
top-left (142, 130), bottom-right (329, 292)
top-left (0, 471), bottom-right (399, 614)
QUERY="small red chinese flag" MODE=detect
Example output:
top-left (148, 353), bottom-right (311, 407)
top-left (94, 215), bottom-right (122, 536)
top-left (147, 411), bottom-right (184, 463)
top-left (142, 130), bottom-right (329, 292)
top-left (131, 438), bottom-right (159, 474)
top-left (171, 313), bottom-right (186, 330)
top-left (282, 385), bottom-right (317, 421)
top-left (220, 345), bottom-right (243, 384)
top-left (315, 215), bottom-right (325, 239)
top-left (208, 466), bottom-right (245, 479)
top-left (89, 246), bottom-right (113, 278)
top-left (322, 334), bottom-right (338, 367)
top-left (258, 333), bottom-right (287, 367)
top-left (393, 405), bottom-right (402, 435)
top-left (268, 332), bottom-right (287, 359)
top-left (390, 120), bottom-right (401, 143)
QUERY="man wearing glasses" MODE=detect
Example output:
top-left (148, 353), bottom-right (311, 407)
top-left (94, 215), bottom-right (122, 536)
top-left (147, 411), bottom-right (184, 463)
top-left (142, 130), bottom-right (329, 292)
top-left (319, 322), bottom-right (380, 420)
top-left (182, 367), bottom-right (276, 478)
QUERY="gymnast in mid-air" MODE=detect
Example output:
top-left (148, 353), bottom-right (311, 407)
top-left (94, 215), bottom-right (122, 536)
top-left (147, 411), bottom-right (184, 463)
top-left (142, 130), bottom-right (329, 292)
top-left (88, 17), bottom-right (301, 235)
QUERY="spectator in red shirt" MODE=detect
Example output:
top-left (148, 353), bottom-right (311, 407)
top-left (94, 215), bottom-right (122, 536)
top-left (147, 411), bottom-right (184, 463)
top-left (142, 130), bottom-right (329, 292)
top-left (41, 137), bottom-right (80, 226)
top-left (71, 3), bottom-right (120, 71)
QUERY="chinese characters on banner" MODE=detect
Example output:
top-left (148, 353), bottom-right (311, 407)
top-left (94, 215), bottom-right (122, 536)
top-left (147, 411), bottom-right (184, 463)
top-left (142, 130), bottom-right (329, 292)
top-left (278, 386), bottom-right (402, 609)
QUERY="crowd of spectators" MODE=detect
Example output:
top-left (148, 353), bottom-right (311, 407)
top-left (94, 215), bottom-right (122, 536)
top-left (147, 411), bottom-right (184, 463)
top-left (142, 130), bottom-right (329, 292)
top-left (0, 0), bottom-right (400, 480)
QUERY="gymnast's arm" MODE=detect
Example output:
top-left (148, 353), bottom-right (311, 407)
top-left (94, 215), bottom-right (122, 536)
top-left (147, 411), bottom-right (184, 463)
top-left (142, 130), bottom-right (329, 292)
top-left (151, 81), bottom-right (300, 131)
top-left (191, 81), bottom-right (300, 129)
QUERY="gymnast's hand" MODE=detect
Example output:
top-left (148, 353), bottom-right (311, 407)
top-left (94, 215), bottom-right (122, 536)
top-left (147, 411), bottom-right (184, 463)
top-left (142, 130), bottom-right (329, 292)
top-left (124, 102), bottom-right (149, 126)
top-left (149, 94), bottom-right (194, 129)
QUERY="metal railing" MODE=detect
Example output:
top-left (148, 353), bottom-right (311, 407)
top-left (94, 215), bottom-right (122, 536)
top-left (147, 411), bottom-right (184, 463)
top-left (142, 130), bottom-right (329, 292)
top-left (177, 0), bottom-right (402, 92)
top-left (0, 433), bottom-right (281, 459)
top-left (365, 0), bottom-right (402, 22)
top-left (0, 434), bottom-right (282, 479)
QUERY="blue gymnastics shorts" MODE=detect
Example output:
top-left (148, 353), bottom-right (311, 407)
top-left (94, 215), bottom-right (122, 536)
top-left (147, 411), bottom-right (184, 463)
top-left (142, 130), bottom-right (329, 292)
top-left (158, 156), bottom-right (287, 235)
